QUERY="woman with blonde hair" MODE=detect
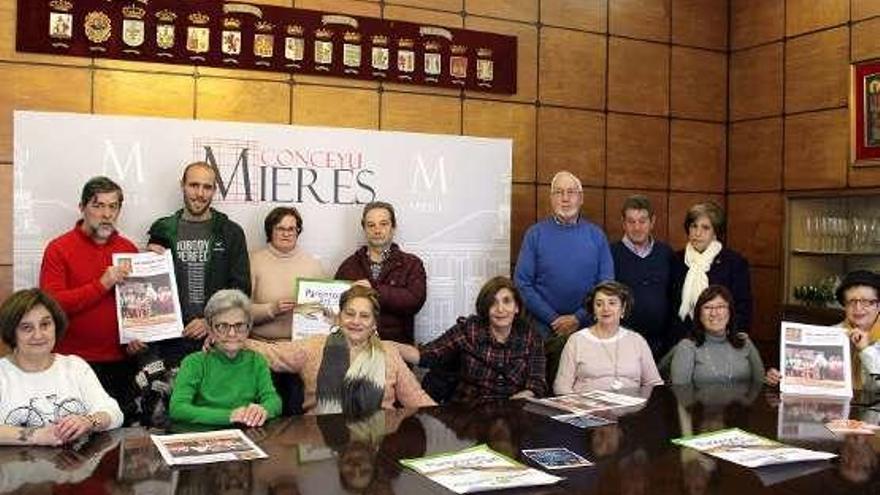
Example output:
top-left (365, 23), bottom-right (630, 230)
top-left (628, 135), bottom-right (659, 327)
top-left (247, 285), bottom-right (435, 416)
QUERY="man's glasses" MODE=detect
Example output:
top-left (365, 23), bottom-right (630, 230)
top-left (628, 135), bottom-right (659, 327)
top-left (551, 188), bottom-right (581, 198)
top-left (212, 322), bottom-right (249, 335)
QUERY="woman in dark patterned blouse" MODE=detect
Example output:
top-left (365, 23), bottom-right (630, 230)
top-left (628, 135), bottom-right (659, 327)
top-left (395, 276), bottom-right (547, 403)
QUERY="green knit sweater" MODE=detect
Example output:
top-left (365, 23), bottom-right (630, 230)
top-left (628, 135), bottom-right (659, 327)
top-left (170, 349), bottom-right (282, 425)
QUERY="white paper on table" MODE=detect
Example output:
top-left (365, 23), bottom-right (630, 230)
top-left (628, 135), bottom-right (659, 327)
top-left (150, 429), bottom-right (267, 466)
top-left (400, 444), bottom-right (561, 494)
top-left (673, 428), bottom-right (836, 469)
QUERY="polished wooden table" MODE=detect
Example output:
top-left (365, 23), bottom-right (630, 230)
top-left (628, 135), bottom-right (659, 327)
top-left (2, 385), bottom-right (879, 494)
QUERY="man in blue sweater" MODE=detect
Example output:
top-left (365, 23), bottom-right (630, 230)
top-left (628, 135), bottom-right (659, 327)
top-left (609, 195), bottom-right (675, 361)
top-left (515, 170), bottom-right (614, 383)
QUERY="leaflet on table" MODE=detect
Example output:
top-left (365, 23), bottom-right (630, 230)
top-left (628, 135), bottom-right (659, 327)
top-left (777, 396), bottom-right (849, 440)
top-left (113, 251), bottom-right (184, 344)
top-left (526, 389), bottom-right (646, 415)
top-left (779, 321), bottom-right (852, 398)
top-left (400, 444), bottom-right (561, 494)
top-left (291, 278), bottom-right (352, 339)
top-left (151, 429), bottom-right (268, 466)
top-left (672, 428), bottom-right (836, 468)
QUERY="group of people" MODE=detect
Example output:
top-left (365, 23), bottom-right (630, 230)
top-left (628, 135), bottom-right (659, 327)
top-left (0, 163), bottom-right (878, 449)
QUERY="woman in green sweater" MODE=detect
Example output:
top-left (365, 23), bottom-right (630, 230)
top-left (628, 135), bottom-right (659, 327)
top-left (170, 289), bottom-right (281, 426)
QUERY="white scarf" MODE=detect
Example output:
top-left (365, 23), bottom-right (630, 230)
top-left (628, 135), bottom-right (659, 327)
top-left (678, 240), bottom-right (723, 321)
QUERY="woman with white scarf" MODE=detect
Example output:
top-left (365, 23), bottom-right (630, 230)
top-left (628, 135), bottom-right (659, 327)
top-left (671, 202), bottom-right (752, 348)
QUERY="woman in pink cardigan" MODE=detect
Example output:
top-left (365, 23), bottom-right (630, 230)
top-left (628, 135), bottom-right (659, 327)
top-left (246, 285), bottom-right (435, 415)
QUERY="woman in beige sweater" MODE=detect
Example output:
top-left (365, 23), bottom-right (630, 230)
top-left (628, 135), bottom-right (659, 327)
top-left (250, 206), bottom-right (326, 342)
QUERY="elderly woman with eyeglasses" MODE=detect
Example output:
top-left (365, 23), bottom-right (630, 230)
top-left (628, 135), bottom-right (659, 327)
top-left (169, 289), bottom-right (282, 426)
top-left (830, 271), bottom-right (880, 390)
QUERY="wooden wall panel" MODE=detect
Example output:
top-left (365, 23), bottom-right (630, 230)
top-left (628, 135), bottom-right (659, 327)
top-left (727, 192), bottom-right (783, 267)
top-left (381, 93), bottom-right (462, 135)
top-left (852, 0), bottom-right (880, 20)
top-left (292, 86), bottom-right (379, 129)
top-left (0, 63), bottom-right (91, 162)
top-left (728, 118), bottom-right (783, 192)
top-left (730, 0), bottom-right (784, 49)
top-left (609, 0), bottom-right (671, 42)
top-left (750, 267), bottom-right (781, 342)
top-left (606, 114), bottom-right (669, 190)
top-left (670, 121), bottom-right (726, 192)
top-left (670, 47), bottom-right (727, 121)
top-left (387, 0), bottom-right (462, 11)
top-left (784, 109), bottom-right (849, 190)
top-left (196, 78), bottom-right (290, 124)
top-left (541, 0), bottom-right (607, 32)
top-left (466, 0), bottom-right (538, 23)
top-left (784, 27), bottom-right (849, 113)
top-left (537, 108), bottom-right (605, 186)
top-left (729, 43), bottom-right (783, 121)
top-left (852, 17), bottom-right (880, 62)
top-left (94, 71), bottom-right (194, 118)
top-left (511, 183), bottom-right (536, 260)
top-left (463, 100), bottom-right (536, 182)
top-left (785, 0), bottom-right (849, 36)
top-left (608, 38), bottom-right (670, 116)
top-left (539, 29), bottom-right (606, 109)
top-left (672, 0), bottom-right (728, 50)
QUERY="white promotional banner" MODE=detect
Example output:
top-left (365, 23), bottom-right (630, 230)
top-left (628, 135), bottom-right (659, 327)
top-left (14, 111), bottom-right (511, 343)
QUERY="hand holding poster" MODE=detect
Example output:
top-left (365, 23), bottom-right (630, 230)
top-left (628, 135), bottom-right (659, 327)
top-left (114, 251), bottom-right (183, 344)
top-left (779, 322), bottom-right (852, 398)
top-left (292, 278), bottom-right (352, 339)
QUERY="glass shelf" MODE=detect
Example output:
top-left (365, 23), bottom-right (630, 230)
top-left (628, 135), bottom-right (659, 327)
top-left (785, 193), bottom-right (880, 306)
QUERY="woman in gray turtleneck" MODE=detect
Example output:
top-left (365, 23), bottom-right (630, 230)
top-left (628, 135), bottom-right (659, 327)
top-left (670, 285), bottom-right (765, 385)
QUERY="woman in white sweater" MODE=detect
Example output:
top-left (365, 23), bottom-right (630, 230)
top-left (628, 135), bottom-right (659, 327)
top-left (0, 289), bottom-right (122, 446)
top-left (554, 281), bottom-right (663, 394)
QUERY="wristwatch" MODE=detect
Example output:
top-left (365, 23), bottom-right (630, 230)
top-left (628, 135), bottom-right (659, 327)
top-left (85, 414), bottom-right (101, 431)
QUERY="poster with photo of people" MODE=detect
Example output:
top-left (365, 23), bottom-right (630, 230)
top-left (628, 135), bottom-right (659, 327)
top-left (780, 322), bottom-right (852, 398)
top-left (113, 251), bottom-right (184, 344)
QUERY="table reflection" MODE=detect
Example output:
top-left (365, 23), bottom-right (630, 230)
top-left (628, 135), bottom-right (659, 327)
top-left (0, 386), bottom-right (878, 494)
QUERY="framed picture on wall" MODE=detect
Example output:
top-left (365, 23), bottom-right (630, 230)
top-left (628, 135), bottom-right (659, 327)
top-left (852, 60), bottom-right (880, 166)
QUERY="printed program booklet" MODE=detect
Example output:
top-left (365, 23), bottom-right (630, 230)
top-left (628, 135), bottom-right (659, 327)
top-left (400, 444), bottom-right (561, 494)
top-left (527, 389), bottom-right (646, 415)
top-left (291, 278), bottom-right (352, 339)
top-left (551, 413), bottom-right (616, 429)
top-left (672, 428), bottom-right (836, 468)
top-left (824, 418), bottom-right (880, 435)
top-left (113, 251), bottom-right (183, 344)
top-left (151, 429), bottom-right (268, 466)
top-left (779, 321), bottom-right (852, 398)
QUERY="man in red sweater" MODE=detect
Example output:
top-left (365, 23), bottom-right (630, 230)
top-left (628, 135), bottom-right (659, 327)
top-left (40, 176), bottom-right (138, 420)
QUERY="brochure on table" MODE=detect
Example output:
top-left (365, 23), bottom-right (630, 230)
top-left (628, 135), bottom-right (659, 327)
top-left (673, 428), bottom-right (836, 469)
top-left (400, 444), bottom-right (561, 494)
top-left (151, 429), bottom-right (268, 466)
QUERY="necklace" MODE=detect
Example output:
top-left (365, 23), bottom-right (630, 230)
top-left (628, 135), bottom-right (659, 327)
top-left (592, 327), bottom-right (622, 390)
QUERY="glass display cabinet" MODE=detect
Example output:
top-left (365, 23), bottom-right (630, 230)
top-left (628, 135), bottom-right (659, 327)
top-left (785, 192), bottom-right (880, 313)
